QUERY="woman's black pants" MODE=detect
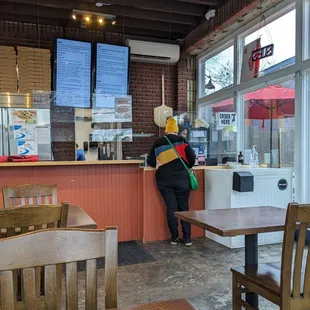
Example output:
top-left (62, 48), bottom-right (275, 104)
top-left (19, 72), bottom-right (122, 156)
top-left (157, 178), bottom-right (191, 240)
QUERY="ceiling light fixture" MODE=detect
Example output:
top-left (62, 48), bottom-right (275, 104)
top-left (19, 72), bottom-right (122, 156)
top-left (112, 20), bottom-right (116, 25)
top-left (98, 18), bottom-right (104, 24)
top-left (72, 14), bottom-right (77, 20)
top-left (85, 16), bottom-right (91, 22)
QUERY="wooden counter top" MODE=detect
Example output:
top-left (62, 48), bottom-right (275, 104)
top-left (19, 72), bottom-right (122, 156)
top-left (0, 160), bottom-right (144, 168)
top-left (141, 165), bottom-right (230, 171)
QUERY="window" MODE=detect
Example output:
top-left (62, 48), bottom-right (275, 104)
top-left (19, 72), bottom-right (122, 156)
top-left (203, 45), bottom-right (234, 96)
top-left (243, 80), bottom-right (295, 167)
top-left (244, 10), bottom-right (296, 76)
top-left (200, 98), bottom-right (237, 163)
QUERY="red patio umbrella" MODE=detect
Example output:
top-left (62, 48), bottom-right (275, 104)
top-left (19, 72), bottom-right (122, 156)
top-left (212, 85), bottom-right (295, 165)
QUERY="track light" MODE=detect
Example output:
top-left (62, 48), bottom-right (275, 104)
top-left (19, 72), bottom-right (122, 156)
top-left (112, 20), bottom-right (116, 25)
top-left (72, 14), bottom-right (76, 20)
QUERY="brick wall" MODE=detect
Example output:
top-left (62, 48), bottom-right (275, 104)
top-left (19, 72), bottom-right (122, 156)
top-left (123, 62), bottom-right (177, 158)
top-left (0, 21), bottom-right (195, 159)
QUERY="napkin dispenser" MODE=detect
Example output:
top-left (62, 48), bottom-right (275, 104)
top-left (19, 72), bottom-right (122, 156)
top-left (233, 171), bottom-right (254, 192)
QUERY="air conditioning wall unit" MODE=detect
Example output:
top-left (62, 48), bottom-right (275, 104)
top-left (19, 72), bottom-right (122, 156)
top-left (126, 39), bottom-right (180, 64)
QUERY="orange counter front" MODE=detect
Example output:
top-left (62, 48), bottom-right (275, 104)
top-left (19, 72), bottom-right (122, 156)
top-left (0, 161), bottom-right (204, 242)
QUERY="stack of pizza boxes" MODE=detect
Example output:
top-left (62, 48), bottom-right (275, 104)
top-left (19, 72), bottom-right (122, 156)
top-left (17, 46), bottom-right (51, 93)
top-left (0, 46), bottom-right (18, 93)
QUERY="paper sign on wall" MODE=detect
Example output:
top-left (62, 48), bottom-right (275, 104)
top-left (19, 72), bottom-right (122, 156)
top-left (241, 38), bottom-right (261, 83)
top-left (17, 141), bottom-right (38, 155)
top-left (216, 112), bottom-right (237, 130)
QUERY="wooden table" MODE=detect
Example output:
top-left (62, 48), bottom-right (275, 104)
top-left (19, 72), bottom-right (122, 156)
top-left (175, 206), bottom-right (287, 308)
top-left (113, 299), bottom-right (196, 309)
top-left (67, 205), bottom-right (97, 229)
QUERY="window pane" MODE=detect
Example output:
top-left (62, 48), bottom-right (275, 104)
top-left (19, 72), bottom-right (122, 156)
top-left (204, 46), bottom-right (234, 96)
top-left (200, 98), bottom-right (237, 163)
top-left (243, 80), bottom-right (295, 168)
top-left (244, 10), bottom-right (296, 76)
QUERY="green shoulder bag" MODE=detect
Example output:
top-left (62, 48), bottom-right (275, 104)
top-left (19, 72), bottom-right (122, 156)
top-left (164, 136), bottom-right (198, 191)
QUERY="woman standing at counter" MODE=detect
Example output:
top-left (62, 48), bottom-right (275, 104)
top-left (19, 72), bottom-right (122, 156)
top-left (147, 118), bottom-right (196, 246)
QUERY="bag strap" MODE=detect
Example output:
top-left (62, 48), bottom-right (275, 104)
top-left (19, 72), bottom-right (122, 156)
top-left (164, 136), bottom-right (191, 174)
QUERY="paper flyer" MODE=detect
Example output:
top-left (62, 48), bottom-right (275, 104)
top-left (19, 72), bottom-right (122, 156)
top-left (12, 109), bottom-right (37, 125)
top-left (13, 125), bottom-right (35, 141)
top-left (17, 141), bottom-right (38, 155)
top-left (35, 127), bottom-right (51, 144)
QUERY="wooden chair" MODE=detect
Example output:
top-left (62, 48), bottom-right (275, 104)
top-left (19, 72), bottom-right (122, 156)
top-left (0, 203), bottom-right (69, 238)
top-left (0, 203), bottom-right (69, 305)
top-left (0, 228), bottom-right (118, 309)
top-left (231, 203), bottom-right (310, 310)
top-left (2, 184), bottom-right (58, 208)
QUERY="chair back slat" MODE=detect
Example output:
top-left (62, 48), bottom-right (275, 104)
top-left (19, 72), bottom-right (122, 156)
top-left (6, 228), bottom-right (16, 237)
top-left (303, 243), bottom-right (310, 297)
top-left (0, 271), bottom-right (15, 309)
top-left (293, 223), bottom-right (307, 298)
top-left (86, 259), bottom-right (97, 310)
top-left (21, 227), bottom-right (29, 234)
top-left (12, 198), bottom-right (18, 207)
top-left (2, 184), bottom-right (58, 208)
top-left (0, 228), bottom-right (118, 309)
top-left (105, 229), bottom-right (118, 309)
top-left (66, 262), bottom-right (78, 310)
top-left (22, 268), bottom-right (36, 309)
top-left (281, 204), bottom-right (310, 306)
top-left (44, 265), bottom-right (58, 309)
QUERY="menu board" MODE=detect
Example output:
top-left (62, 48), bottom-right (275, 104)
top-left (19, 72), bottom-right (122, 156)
top-left (55, 39), bottom-right (92, 108)
top-left (96, 43), bottom-right (129, 96)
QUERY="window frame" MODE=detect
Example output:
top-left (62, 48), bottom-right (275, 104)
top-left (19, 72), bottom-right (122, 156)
top-left (198, 40), bottom-right (234, 99)
top-left (196, 0), bottom-right (310, 203)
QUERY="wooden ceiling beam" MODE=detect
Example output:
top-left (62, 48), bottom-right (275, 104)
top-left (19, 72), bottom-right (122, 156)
top-left (5, 0), bottom-right (207, 16)
top-left (176, 0), bottom-right (219, 5)
top-left (0, 3), bottom-right (189, 34)
top-left (0, 13), bottom-right (184, 40)
top-left (1, 1), bottom-right (198, 25)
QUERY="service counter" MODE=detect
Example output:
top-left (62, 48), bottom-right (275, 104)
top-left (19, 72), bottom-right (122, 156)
top-left (0, 160), bottom-right (205, 242)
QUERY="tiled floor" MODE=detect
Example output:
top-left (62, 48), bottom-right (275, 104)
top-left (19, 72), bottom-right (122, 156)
top-left (86, 238), bottom-right (282, 309)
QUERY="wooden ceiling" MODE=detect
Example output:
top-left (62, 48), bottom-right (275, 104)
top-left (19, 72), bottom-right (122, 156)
top-left (0, 0), bottom-right (226, 40)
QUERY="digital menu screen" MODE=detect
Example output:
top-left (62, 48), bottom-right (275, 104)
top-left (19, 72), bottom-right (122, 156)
top-left (55, 39), bottom-right (92, 108)
top-left (96, 43), bottom-right (129, 96)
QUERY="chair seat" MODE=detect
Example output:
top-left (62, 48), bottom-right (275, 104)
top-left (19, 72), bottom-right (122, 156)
top-left (232, 262), bottom-right (305, 297)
